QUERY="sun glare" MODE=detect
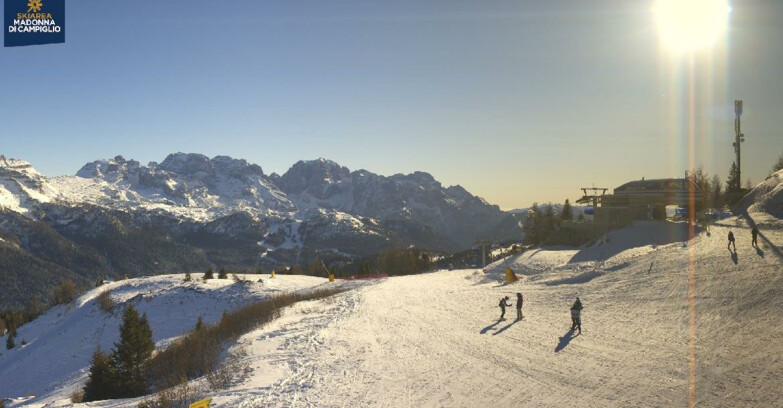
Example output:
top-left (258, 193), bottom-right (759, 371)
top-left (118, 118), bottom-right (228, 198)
top-left (654, 0), bottom-right (731, 53)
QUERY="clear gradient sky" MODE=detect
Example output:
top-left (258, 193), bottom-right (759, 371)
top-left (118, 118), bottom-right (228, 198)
top-left (1, 1), bottom-right (781, 210)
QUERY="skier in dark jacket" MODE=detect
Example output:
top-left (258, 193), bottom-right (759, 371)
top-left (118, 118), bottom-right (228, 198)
top-left (498, 296), bottom-right (512, 320)
top-left (570, 297), bottom-right (583, 333)
top-left (728, 231), bottom-right (736, 252)
top-left (751, 227), bottom-right (759, 248)
top-left (515, 293), bottom-right (524, 320)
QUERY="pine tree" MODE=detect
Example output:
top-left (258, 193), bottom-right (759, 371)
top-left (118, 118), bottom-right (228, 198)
top-left (82, 349), bottom-right (117, 401)
top-left (543, 203), bottom-right (557, 242)
top-left (6, 330), bottom-right (15, 349)
top-left (561, 199), bottom-right (573, 221)
top-left (195, 316), bottom-right (205, 331)
top-left (217, 267), bottom-right (228, 279)
top-left (111, 305), bottom-right (154, 397)
top-left (726, 161), bottom-right (740, 191)
top-left (203, 268), bottom-right (214, 280)
top-left (522, 203), bottom-right (540, 245)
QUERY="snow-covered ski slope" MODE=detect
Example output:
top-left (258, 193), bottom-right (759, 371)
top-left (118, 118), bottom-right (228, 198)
top-left (2, 214), bottom-right (782, 407)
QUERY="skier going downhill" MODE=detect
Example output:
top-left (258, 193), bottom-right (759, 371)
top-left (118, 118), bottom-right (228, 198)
top-left (570, 297), bottom-right (583, 334)
top-left (516, 293), bottom-right (524, 320)
top-left (498, 296), bottom-right (512, 320)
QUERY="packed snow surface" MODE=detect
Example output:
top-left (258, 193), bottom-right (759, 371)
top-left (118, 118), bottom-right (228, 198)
top-left (2, 214), bottom-right (783, 407)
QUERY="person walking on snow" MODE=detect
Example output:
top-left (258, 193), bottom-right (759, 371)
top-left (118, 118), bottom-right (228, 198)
top-left (516, 293), bottom-right (524, 320)
top-left (751, 226), bottom-right (759, 248)
top-left (570, 297), bottom-right (583, 334)
top-left (728, 231), bottom-right (736, 252)
top-left (498, 296), bottom-right (512, 320)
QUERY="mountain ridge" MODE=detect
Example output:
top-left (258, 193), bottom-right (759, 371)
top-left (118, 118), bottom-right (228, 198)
top-left (0, 153), bottom-right (522, 308)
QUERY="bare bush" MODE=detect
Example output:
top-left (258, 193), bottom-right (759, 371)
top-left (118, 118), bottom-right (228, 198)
top-left (137, 379), bottom-right (207, 408)
top-left (50, 281), bottom-right (77, 305)
top-left (206, 348), bottom-right (250, 390)
top-left (70, 388), bottom-right (84, 403)
top-left (97, 290), bottom-right (114, 313)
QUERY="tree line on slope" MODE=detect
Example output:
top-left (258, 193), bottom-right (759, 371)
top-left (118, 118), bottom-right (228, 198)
top-left (81, 288), bottom-right (347, 404)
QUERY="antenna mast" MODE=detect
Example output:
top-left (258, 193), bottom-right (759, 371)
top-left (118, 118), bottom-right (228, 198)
top-left (733, 100), bottom-right (745, 190)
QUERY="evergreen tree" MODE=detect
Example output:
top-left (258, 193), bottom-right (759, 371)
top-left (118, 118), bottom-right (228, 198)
top-left (544, 203), bottom-right (557, 234)
top-left (82, 349), bottom-right (117, 401)
top-left (561, 199), bottom-right (573, 221)
top-left (726, 161), bottom-right (740, 191)
top-left (203, 268), bottom-right (214, 280)
top-left (195, 316), bottom-right (205, 331)
top-left (522, 203), bottom-right (539, 245)
top-left (111, 305), bottom-right (154, 397)
top-left (217, 267), bottom-right (228, 279)
top-left (6, 330), bottom-right (15, 349)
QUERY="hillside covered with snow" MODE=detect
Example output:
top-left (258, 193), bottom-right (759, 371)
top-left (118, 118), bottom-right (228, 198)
top-left (2, 172), bottom-right (783, 407)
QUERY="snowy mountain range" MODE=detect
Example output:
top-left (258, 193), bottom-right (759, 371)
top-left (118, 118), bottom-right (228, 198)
top-left (0, 153), bottom-right (521, 308)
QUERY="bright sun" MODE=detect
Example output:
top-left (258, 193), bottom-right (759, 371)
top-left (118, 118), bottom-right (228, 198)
top-left (654, 0), bottom-right (731, 53)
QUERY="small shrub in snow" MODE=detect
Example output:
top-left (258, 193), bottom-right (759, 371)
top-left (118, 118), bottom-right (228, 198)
top-left (70, 388), bottom-right (84, 403)
top-left (183, 272), bottom-right (192, 282)
top-left (137, 379), bottom-right (206, 408)
top-left (50, 280), bottom-right (77, 305)
top-left (97, 290), bottom-right (114, 313)
top-left (217, 267), bottom-right (228, 279)
top-left (5, 331), bottom-right (14, 349)
top-left (194, 317), bottom-right (205, 331)
top-left (206, 349), bottom-right (250, 390)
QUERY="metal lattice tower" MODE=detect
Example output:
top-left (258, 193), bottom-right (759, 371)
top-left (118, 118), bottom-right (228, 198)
top-left (733, 100), bottom-right (745, 191)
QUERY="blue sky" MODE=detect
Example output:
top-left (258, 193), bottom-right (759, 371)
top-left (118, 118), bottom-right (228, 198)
top-left (2, 0), bottom-right (782, 209)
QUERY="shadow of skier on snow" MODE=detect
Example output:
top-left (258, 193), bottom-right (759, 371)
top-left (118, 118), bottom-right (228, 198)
top-left (554, 328), bottom-right (579, 352)
top-left (730, 249), bottom-right (738, 265)
top-left (480, 320), bottom-right (503, 334)
top-left (492, 318), bottom-right (521, 336)
top-left (755, 246), bottom-right (765, 258)
top-left (741, 212), bottom-right (783, 263)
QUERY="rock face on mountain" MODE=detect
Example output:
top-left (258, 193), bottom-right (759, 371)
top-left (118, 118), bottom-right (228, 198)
top-left (71, 153), bottom-right (294, 217)
top-left (0, 153), bottom-right (521, 308)
top-left (276, 159), bottom-right (509, 247)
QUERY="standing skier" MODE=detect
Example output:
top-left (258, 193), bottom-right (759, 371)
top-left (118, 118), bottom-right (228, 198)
top-left (570, 297), bottom-right (583, 333)
top-left (751, 226), bottom-right (759, 248)
top-left (498, 296), bottom-right (512, 320)
top-left (728, 231), bottom-right (736, 252)
top-left (515, 293), bottom-right (524, 320)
